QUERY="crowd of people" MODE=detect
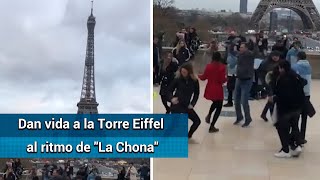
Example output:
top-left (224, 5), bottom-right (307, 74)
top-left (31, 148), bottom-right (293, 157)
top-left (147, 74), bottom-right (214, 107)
top-left (1, 160), bottom-right (149, 180)
top-left (153, 27), bottom-right (200, 86)
top-left (117, 162), bottom-right (150, 180)
top-left (2, 159), bottom-right (23, 180)
top-left (153, 28), bottom-right (316, 158)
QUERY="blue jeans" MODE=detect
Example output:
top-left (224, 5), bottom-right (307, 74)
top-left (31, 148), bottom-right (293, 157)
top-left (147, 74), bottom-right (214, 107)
top-left (235, 78), bottom-right (253, 123)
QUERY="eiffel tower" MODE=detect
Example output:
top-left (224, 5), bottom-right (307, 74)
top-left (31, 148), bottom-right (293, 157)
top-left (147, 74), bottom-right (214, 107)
top-left (77, 1), bottom-right (99, 114)
top-left (249, 0), bottom-right (320, 30)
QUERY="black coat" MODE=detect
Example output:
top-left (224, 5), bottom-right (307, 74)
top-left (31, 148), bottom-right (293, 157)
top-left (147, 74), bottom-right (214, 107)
top-left (167, 77), bottom-right (200, 112)
top-left (172, 48), bottom-right (190, 65)
top-left (159, 61), bottom-right (179, 96)
top-left (274, 70), bottom-right (306, 114)
top-left (257, 38), bottom-right (268, 53)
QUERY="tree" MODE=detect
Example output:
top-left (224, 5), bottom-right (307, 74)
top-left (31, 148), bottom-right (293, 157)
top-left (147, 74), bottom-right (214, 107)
top-left (225, 13), bottom-right (250, 34)
top-left (191, 17), bottom-right (212, 41)
top-left (153, 0), bottom-right (174, 9)
top-left (153, 0), bottom-right (175, 17)
top-left (153, 0), bottom-right (179, 46)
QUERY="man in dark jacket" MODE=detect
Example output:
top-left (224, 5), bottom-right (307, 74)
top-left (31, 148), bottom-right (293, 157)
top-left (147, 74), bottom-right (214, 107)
top-left (234, 42), bottom-right (257, 127)
top-left (272, 60), bottom-right (306, 158)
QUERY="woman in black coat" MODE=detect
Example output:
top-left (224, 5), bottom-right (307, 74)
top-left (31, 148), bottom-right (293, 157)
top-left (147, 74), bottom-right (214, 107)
top-left (172, 40), bottom-right (191, 66)
top-left (159, 52), bottom-right (179, 113)
top-left (167, 62), bottom-right (201, 139)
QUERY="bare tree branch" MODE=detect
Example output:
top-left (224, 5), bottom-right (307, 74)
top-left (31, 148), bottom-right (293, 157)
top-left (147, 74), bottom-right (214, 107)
top-left (153, 0), bottom-right (174, 8)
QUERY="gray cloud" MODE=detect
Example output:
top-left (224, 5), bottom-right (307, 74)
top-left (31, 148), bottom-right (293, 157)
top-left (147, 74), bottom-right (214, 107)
top-left (0, 0), bottom-right (150, 113)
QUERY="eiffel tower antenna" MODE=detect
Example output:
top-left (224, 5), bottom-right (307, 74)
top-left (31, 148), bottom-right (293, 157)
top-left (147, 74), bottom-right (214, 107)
top-left (91, 0), bottom-right (94, 15)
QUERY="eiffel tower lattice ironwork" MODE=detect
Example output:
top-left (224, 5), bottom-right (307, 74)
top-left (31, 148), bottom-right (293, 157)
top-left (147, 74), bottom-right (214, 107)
top-left (249, 0), bottom-right (320, 30)
top-left (77, 1), bottom-right (99, 114)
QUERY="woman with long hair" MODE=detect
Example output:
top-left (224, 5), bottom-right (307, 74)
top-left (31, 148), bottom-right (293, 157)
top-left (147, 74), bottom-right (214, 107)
top-left (188, 27), bottom-right (200, 58)
top-left (168, 63), bottom-right (201, 139)
top-left (159, 52), bottom-right (179, 113)
top-left (172, 40), bottom-right (191, 66)
top-left (199, 52), bottom-right (227, 133)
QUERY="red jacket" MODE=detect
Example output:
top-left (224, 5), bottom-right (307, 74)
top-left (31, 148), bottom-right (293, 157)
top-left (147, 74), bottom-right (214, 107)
top-left (199, 62), bottom-right (227, 101)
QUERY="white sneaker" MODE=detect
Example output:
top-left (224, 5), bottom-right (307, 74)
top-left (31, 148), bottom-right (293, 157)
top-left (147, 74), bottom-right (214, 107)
top-left (274, 150), bottom-right (292, 158)
top-left (291, 146), bottom-right (302, 157)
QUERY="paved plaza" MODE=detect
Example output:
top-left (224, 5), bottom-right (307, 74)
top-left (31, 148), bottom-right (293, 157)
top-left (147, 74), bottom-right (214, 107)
top-left (153, 80), bottom-right (320, 180)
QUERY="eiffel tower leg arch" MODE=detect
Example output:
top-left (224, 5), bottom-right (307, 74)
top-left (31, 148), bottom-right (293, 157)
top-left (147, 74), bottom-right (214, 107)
top-left (295, 10), bottom-right (314, 30)
top-left (306, 7), bottom-right (320, 30)
top-left (249, 1), bottom-right (320, 31)
top-left (264, 5), bottom-right (315, 30)
top-left (249, 5), bottom-right (268, 30)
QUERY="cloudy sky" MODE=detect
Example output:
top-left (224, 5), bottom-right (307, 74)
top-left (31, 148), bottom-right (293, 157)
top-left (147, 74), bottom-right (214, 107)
top-left (0, 0), bottom-right (150, 113)
top-left (174, 0), bottom-right (320, 12)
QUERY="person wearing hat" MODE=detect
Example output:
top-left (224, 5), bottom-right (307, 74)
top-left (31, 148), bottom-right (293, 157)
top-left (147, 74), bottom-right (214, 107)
top-left (286, 41), bottom-right (302, 65)
top-left (258, 51), bottom-right (285, 121)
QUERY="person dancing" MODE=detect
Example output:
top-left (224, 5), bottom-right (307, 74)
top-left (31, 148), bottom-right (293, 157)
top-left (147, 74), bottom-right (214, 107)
top-left (272, 61), bottom-right (306, 158)
top-left (258, 51), bottom-right (283, 121)
top-left (224, 39), bottom-right (238, 107)
top-left (159, 52), bottom-right (179, 113)
top-left (168, 62), bottom-right (201, 139)
top-left (199, 52), bottom-right (227, 133)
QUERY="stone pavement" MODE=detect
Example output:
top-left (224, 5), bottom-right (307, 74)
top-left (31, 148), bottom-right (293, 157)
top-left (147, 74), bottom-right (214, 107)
top-left (153, 80), bottom-right (320, 180)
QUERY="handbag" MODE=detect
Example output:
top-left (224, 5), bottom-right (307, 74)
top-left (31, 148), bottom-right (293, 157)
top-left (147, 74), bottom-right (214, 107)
top-left (306, 100), bottom-right (316, 118)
